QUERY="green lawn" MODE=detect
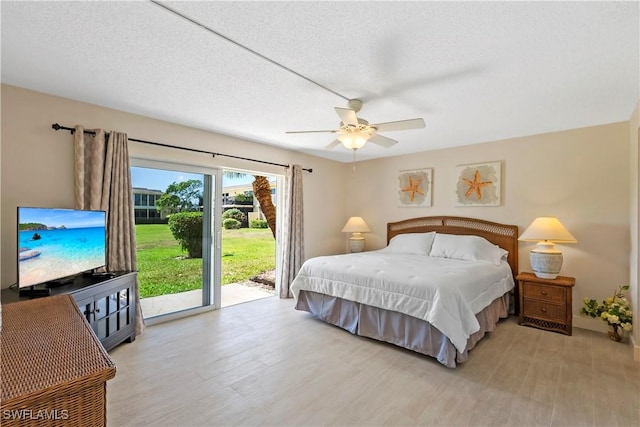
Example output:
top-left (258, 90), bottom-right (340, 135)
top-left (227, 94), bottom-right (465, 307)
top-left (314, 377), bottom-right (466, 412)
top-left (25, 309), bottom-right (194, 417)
top-left (136, 224), bottom-right (275, 298)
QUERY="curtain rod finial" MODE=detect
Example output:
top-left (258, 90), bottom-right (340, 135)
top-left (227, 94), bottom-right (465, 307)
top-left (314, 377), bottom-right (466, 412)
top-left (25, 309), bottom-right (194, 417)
top-left (52, 123), bottom-right (74, 134)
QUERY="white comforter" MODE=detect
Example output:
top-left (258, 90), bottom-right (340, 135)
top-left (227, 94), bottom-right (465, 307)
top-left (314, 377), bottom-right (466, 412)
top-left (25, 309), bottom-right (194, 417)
top-left (290, 251), bottom-right (514, 353)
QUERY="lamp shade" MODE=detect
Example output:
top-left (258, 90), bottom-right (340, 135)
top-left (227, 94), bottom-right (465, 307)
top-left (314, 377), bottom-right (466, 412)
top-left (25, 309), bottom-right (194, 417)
top-left (341, 217), bottom-right (371, 233)
top-left (518, 217), bottom-right (577, 243)
top-left (518, 217), bottom-right (576, 279)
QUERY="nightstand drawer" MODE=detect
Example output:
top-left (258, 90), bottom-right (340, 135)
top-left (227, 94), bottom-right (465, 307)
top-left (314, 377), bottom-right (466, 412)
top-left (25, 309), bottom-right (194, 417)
top-left (522, 282), bottom-right (564, 303)
top-left (522, 299), bottom-right (566, 322)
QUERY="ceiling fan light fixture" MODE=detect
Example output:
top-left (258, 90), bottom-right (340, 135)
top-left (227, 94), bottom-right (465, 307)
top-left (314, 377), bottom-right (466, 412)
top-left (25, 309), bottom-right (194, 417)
top-left (337, 131), bottom-right (372, 150)
top-left (286, 99), bottom-right (423, 153)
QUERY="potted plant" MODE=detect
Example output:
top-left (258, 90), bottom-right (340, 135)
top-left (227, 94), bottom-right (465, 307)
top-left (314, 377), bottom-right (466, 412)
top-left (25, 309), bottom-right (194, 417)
top-left (581, 285), bottom-right (633, 342)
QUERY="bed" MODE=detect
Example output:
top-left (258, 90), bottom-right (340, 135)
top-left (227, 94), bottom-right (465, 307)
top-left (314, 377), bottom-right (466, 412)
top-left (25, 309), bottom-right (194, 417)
top-left (290, 216), bottom-right (519, 367)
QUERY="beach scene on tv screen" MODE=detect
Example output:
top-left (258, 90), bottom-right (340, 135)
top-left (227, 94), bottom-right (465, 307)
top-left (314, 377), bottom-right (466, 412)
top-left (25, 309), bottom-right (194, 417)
top-left (18, 208), bottom-right (106, 287)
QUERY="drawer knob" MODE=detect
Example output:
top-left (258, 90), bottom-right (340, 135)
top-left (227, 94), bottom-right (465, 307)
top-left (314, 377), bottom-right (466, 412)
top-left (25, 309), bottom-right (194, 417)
top-left (541, 307), bottom-right (547, 313)
top-left (541, 290), bottom-right (548, 296)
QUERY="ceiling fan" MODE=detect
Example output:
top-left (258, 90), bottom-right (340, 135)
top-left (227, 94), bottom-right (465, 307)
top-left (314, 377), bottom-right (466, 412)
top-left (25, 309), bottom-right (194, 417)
top-left (286, 99), bottom-right (425, 151)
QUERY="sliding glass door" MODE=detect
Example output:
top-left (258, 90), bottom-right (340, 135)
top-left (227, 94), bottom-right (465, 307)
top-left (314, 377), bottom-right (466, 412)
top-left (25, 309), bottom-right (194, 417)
top-left (219, 171), bottom-right (277, 307)
top-left (130, 160), bottom-right (222, 319)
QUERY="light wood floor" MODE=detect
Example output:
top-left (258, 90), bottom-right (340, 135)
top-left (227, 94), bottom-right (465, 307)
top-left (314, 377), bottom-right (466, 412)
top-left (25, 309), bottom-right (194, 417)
top-left (107, 296), bottom-right (640, 427)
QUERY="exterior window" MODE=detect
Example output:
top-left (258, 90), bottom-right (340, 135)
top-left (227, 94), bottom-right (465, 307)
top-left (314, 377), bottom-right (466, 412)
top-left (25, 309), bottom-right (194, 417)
top-left (134, 194), bottom-right (142, 206)
top-left (141, 194), bottom-right (148, 206)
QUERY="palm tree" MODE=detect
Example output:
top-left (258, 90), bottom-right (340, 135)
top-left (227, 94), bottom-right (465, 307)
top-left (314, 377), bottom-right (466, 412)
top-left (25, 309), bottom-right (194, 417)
top-left (224, 172), bottom-right (276, 238)
top-left (251, 175), bottom-right (276, 238)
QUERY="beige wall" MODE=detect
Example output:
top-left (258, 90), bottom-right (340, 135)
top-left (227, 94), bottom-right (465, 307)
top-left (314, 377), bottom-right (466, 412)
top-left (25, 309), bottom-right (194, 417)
top-left (0, 84), bottom-right (347, 288)
top-left (1, 84), bottom-right (636, 342)
top-left (346, 123), bottom-right (631, 332)
top-left (629, 100), bottom-right (639, 356)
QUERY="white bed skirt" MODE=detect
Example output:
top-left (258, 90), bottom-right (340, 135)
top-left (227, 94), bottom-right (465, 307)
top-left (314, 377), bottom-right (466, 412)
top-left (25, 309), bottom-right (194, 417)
top-left (295, 290), bottom-right (511, 368)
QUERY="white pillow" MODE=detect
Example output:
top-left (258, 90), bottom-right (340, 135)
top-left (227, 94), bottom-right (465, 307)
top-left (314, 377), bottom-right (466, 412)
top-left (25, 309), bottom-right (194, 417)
top-left (381, 232), bottom-right (436, 255)
top-left (429, 233), bottom-right (508, 265)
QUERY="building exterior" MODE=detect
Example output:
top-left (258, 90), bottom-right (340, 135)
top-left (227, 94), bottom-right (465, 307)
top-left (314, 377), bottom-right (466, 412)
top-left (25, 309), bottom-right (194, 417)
top-left (133, 180), bottom-right (277, 223)
top-left (133, 187), bottom-right (164, 222)
top-left (223, 180), bottom-right (277, 223)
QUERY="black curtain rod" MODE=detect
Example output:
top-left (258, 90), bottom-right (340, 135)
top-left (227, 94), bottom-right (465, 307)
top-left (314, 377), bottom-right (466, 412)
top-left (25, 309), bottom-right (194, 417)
top-left (51, 123), bottom-right (312, 173)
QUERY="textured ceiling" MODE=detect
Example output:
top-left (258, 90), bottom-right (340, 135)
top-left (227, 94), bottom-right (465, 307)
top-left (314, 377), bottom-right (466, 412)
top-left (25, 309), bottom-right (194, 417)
top-left (1, 1), bottom-right (638, 162)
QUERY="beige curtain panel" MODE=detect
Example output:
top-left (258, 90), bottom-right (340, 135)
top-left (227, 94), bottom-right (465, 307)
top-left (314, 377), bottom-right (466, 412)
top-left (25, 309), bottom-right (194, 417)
top-left (73, 126), bottom-right (145, 335)
top-left (278, 164), bottom-right (305, 298)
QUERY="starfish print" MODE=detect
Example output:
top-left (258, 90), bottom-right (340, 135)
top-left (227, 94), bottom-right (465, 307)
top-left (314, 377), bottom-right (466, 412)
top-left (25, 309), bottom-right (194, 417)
top-left (463, 170), bottom-right (492, 199)
top-left (401, 175), bottom-right (424, 202)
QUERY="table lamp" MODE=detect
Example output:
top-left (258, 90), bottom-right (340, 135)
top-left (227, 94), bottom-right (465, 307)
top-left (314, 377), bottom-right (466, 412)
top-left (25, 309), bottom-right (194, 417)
top-left (518, 217), bottom-right (577, 279)
top-left (341, 216), bottom-right (370, 253)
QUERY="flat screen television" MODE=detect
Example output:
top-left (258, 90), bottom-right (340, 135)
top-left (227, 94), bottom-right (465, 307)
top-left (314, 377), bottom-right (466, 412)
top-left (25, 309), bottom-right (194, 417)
top-left (17, 207), bottom-right (107, 289)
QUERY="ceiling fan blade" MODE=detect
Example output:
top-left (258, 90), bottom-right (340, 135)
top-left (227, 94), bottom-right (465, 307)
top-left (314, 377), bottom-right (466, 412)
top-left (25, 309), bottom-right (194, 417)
top-left (325, 139), bottom-right (342, 150)
top-left (285, 129), bottom-right (336, 134)
top-left (335, 107), bottom-right (359, 126)
top-left (371, 118), bottom-right (425, 132)
top-left (368, 133), bottom-right (398, 148)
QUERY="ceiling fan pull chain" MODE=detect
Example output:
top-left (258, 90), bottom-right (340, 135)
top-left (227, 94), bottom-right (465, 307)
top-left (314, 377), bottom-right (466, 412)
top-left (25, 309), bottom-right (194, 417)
top-left (352, 149), bottom-right (357, 173)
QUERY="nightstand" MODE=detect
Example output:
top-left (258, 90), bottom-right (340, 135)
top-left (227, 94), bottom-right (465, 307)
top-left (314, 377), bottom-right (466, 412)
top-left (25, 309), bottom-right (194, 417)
top-left (517, 272), bottom-right (575, 336)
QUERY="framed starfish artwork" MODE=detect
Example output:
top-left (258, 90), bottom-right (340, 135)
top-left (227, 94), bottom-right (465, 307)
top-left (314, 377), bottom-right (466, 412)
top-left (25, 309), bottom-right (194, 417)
top-left (455, 161), bottom-right (501, 206)
top-left (398, 168), bottom-right (432, 207)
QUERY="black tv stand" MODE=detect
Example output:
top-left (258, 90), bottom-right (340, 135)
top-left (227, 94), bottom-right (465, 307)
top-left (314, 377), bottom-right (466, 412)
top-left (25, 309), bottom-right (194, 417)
top-left (83, 270), bottom-right (116, 279)
top-left (19, 287), bottom-right (51, 298)
top-left (4, 271), bottom-right (137, 352)
top-left (92, 272), bottom-right (116, 279)
top-left (46, 277), bottom-right (76, 287)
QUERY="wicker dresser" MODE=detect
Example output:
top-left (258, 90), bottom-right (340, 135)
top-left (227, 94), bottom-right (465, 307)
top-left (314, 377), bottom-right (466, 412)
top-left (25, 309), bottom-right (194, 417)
top-left (1, 294), bottom-right (116, 426)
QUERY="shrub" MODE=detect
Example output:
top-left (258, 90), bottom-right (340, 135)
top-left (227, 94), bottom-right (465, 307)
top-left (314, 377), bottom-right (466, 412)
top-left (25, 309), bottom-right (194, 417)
top-left (223, 218), bottom-right (241, 229)
top-left (250, 219), bottom-right (268, 229)
top-left (167, 212), bottom-right (203, 258)
top-left (222, 208), bottom-right (246, 224)
top-left (234, 193), bottom-right (252, 204)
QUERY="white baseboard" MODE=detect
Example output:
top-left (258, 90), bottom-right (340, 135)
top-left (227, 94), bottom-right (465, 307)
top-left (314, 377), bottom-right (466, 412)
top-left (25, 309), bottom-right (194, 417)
top-left (632, 335), bottom-right (640, 362)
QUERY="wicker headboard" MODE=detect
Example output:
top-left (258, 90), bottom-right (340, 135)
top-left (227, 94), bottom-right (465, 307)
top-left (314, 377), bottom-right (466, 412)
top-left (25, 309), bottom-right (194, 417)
top-left (387, 216), bottom-right (518, 276)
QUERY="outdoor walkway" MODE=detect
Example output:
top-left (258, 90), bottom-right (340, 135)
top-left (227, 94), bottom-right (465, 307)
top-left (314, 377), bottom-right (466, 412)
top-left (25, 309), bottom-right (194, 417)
top-left (140, 283), bottom-right (275, 318)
